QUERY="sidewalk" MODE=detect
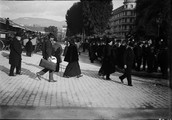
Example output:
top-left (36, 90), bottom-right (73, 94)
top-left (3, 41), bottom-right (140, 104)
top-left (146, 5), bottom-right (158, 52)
top-left (0, 50), bottom-right (172, 119)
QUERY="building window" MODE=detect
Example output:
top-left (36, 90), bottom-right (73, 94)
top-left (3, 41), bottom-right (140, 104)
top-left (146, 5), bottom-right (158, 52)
top-left (126, 25), bottom-right (129, 30)
top-left (127, 18), bottom-right (130, 23)
top-left (130, 4), bottom-right (133, 8)
top-left (127, 11), bottom-right (131, 16)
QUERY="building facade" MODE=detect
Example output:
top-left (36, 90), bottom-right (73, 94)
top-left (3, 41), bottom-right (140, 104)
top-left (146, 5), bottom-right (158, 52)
top-left (110, 0), bottom-right (136, 40)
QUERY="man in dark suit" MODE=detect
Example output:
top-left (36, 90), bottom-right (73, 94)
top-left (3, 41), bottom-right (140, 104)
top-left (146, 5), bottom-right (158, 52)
top-left (36, 33), bottom-right (56, 82)
top-left (25, 38), bottom-right (33, 57)
top-left (119, 41), bottom-right (135, 86)
top-left (9, 32), bottom-right (22, 76)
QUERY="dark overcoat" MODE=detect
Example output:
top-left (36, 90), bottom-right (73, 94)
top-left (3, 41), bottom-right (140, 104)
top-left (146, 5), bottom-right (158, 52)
top-left (123, 47), bottom-right (135, 68)
top-left (52, 43), bottom-right (62, 63)
top-left (100, 44), bottom-right (116, 75)
top-left (89, 43), bottom-right (98, 61)
top-left (64, 44), bottom-right (78, 63)
top-left (42, 39), bottom-right (52, 60)
top-left (25, 40), bottom-right (33, 53)
top-left (9, 38), bottom-right (22, 66)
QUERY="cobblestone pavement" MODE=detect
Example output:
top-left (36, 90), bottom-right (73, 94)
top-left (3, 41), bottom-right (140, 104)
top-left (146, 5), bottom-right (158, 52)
top-left (0, 50), bottom-right (172, 119)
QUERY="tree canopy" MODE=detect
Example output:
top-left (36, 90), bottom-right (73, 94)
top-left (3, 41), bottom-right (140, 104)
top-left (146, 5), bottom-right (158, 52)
top-left (65, 2), bottom-right (83, 36)
top-left (44, 26), bottom-right (58, 39)
top-left (65, 0), bottom-right (113, 37)
top-left (135, 0), bottom-right (170, 41)
top-left (82, 0), bottom-right (113, 36)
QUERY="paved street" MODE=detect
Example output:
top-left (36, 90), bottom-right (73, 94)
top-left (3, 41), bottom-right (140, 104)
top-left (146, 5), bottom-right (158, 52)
top-left (0, 50), bottom-right (172, 119)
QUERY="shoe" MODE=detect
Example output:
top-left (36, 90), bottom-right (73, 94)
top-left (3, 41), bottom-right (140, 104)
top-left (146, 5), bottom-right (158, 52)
top-left (119, 77), bottom-right (123, 83)
top-left (106, 78), bottom-right (111, 80)
top-left (63, 75), bottom-right (70, 78)
top-left (9, 74), bottom-right (15, 76)
top-left (128, 84), bottom-right (133, 86)
top-left (49, 79), bottom-right (57, 82)
top-left (77, 74), bottom-right (83, 78)
top-left (36, 73), bottom-right (41, 80)
top-left (16, 72), bottom-right (22, 75)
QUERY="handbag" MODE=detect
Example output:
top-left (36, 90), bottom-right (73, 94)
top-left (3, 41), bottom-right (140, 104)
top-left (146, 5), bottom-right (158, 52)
top-left (39, 58), bottom-right (56, 71)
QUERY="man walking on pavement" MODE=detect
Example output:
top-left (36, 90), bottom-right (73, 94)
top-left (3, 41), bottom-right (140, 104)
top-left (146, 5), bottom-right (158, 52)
top-left (119, 41), bottom-right (135, 86)
top-left (9, 32), bottom-right (22, 76)
top-left (36, 33), bottom-right (56, 82)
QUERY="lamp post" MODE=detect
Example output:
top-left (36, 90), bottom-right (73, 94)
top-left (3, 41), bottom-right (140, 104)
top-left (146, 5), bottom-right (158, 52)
top-left (156, 13), bottom-right (162, 38)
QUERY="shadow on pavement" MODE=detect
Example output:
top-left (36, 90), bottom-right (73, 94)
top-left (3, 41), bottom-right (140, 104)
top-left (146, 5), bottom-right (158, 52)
top-left (21, 67), bottom-right (37, 79)
top-left (22, 61), bottom-right (41, 70)
top-left (0, 65), bottom-right (10, 75)
top-left (0, 61), bottom-right (39, 80)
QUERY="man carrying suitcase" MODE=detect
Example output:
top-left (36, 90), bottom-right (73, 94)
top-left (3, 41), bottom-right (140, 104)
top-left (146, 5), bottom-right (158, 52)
top-left (36, 33), bottom-right (56, 82)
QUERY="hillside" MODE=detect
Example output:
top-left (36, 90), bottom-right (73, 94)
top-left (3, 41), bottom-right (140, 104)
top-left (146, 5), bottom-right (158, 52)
top-left (12, 17), bottom-right (66, 28)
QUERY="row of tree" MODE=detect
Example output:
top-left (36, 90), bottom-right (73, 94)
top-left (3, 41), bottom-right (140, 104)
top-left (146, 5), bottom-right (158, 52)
top-left (65, 0), bottom-right (113, 37)
top-left (44, 26), bottom-right (58, 39)
top-left (134, 0), bottom-right (171, 88)
top-left (134, 0), bottom-right (170, 42)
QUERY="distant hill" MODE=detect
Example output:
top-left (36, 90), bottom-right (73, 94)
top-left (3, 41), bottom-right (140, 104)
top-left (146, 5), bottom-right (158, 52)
top-left (12, 17), bottom-right (66, 28)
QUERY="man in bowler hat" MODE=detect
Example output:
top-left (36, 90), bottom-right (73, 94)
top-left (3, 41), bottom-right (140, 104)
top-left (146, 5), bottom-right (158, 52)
top-left (119, 41), bottom-right (135, 86)
top-left (9, 32), bottom-right (22, 76)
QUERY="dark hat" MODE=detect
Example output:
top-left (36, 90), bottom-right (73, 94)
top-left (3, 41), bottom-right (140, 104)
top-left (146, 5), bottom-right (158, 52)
top-left (69, 38), bottom-right (75, 44)
top-left (48, 33), bottom-right (55, 38)
top-left (128, 41), bottom-right (134, 47)
top-left (105, 38), bottom-right (112, 44)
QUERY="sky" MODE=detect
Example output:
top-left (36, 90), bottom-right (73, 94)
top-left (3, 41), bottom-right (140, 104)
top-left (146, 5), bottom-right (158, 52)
top-left (0, 0), bottom-right (123, 21)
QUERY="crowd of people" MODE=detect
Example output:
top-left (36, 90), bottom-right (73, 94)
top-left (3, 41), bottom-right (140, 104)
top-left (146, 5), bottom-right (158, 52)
top-left (5, 31), bottom-right (45, 55)
top-left (8, 32), bottom-right (83, 82)
top-left (82, 36), bottom-right (168, 79)
top-left (7, 31), bottom-right (168, 85)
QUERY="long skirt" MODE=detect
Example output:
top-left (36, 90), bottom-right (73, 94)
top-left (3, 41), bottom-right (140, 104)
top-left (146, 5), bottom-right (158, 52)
top-left (98, 59), bottom-right (116, 76)
top-left (63, 61), bottom-right (81, 77)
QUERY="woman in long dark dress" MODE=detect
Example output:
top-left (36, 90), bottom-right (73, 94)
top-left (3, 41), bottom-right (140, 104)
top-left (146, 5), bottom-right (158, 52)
top-left (63, 39), bottom-right (83, 78)
top-left (98, 37), bottom-right (116, 80)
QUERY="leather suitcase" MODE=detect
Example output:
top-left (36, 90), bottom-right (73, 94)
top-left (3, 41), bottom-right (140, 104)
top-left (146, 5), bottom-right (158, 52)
top-left (39, 59), bottom-right (56, 71)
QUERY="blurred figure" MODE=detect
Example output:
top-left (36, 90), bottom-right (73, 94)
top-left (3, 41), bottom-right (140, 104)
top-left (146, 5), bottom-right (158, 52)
top-left (119, 41), bottom-right (135, 86)
top-left (158, 40), bottom-right (168, 78)
top-left (89, 40), bottom-right (98, 63)
top-left (118, 40), bottom-right (126, 69)
top-left (9, 32), bottom-right (22, 76)
top-left (142, 41), bottom-right (149, 71)
top-left (75, 38), bottom-right (81, 55)
top-left (52, 39), bottom-right (63, 72)
top-left (25, 37), bottom-right (33, 57)
top-left (63, 41), bottom-right (69, 57)
top-left (135, 42), bottom-right (143, 71)
top-left (147, 40), bottom-right (155, 73)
